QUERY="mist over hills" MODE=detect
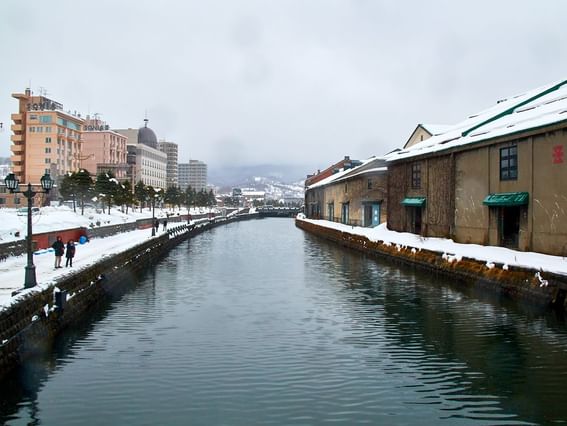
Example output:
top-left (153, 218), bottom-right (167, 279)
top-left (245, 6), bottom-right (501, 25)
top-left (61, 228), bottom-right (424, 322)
top-left (208, 163), bottom-right (314, 188)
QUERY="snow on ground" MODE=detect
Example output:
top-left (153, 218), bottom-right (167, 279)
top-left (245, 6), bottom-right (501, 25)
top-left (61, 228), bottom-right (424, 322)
top-left (0, 205), bottom-right (221, 310)
top-left (298, 217), bottom-right (567, 277)
top-left (0, 229), bottom-right (161, 309)
top-left (0, 205), bottom-right (217, 244)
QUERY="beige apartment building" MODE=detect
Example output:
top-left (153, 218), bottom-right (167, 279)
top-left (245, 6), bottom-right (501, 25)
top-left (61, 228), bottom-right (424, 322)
top-left (81, 116), bottom-right (129, 179)
top-left (11, 89), bottom-right (83, 185)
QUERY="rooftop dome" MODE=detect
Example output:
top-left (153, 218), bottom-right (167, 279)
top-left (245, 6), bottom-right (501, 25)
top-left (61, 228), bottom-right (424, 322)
top-left (138, 119), bottom-right (158, 149)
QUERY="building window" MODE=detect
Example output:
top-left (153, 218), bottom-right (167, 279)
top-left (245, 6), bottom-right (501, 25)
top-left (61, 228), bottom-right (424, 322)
top-left (45, 137), bottom-right (51, 143)
top-left (411, 162), bottom-right (421, 189)
top-left (367, 179), bottom-right (373, 189)
top-left (344, 183), bottom-right (348, 193)
top-left (45, 158), bottom-right (51, 164)
top-left (500, 145), bottom-right (517, 180)
top-left (341, 202), bottom-right (350, 224)
top-left (45, 147), bottom-right (51, 154)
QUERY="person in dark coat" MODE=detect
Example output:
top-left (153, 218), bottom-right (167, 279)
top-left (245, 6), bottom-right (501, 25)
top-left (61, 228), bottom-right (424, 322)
top-left (162, 218), bottom-right (168, 231)
top-left (65, 240), bottom-right (76, 267)
top-left (154, 218), bottom-right (159, 233)
top-left (52, 236), bottom-right (65, 268)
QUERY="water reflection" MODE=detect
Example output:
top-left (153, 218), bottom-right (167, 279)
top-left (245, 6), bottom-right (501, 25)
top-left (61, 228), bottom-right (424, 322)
top-left (1, 219), bottom-right (566, 425)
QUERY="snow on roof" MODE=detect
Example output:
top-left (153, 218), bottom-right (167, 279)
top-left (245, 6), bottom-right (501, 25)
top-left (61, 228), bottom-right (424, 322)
top-left (387, 79), bottom-right (567, 162)
top-left (242, 191), bottom-right (265, 196)
top-left (420, 124), bottom-right (452, 136)
top-left (306, 157), bottom-right (386, 189)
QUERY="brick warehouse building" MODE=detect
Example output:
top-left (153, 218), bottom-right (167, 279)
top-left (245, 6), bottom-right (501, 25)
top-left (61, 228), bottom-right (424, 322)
top-left (386, 79), bottom-right (567, 256)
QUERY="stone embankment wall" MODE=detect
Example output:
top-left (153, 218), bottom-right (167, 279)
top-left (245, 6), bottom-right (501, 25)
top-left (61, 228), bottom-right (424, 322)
top-left (296, 219), bottom-right (567, 310)
top-left (0, 213), bottom-right (258, 380)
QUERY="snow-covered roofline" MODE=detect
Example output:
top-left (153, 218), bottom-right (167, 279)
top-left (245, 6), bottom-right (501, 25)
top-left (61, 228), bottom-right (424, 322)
top-left (307, 157), bottom-right (387, 189)
top-left (388, 79), bottom-right (567, 162)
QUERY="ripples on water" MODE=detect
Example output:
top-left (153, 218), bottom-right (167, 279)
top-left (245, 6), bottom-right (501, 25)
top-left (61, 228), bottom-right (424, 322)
top-left (1, 219), bottom-right (567, 425)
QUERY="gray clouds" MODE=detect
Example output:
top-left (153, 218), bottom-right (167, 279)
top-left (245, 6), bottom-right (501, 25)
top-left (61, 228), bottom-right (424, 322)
top-left (1, 0), bottom-right (566, 169)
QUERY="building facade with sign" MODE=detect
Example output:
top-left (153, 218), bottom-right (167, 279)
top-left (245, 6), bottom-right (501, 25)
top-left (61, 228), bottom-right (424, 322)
top-left (10, 89), bottom-right (83, 185)
top-left (81, 116), bottom-right (129, 179)
top-left (386, 79), bottom-right (567, 256)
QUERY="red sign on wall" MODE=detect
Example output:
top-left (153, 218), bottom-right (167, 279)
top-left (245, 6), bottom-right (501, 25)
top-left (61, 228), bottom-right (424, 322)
top-left (552, 145), bottom-right (564, 164)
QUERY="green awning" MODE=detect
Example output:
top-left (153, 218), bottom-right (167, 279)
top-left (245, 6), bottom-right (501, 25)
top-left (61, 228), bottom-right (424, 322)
top-left (483, 192), bottom-right (529, 207)
top-left (401, 197), bottom-right (426, 207)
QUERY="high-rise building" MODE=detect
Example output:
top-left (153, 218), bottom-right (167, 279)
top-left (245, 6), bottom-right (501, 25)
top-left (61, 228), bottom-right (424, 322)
top-left (81, 116), bottom-right (129, 179)
top-left (178, 163), bottom-right (190, 190)
top-left (157, 140), bottom-right (178, 188)
top-left (10, 88), bottom-right (83, 184)
top-left (178, 160), bottom-right (207, 192)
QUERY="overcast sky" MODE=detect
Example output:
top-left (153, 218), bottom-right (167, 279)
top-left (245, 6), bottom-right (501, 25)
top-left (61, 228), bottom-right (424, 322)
top-left (1, 0), bottom-right (566, 171)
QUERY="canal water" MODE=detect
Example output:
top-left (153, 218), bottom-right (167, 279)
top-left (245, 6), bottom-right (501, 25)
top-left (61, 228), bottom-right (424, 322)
top-left (2, 218), bottom-right (567, 425)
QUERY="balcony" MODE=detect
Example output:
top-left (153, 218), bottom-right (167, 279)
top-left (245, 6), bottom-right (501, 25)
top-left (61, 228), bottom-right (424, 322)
top-left (11, 124), bottom-right (23, 132)
top-left (11, 144), bottom-right (24, 154)
top-left (11, 113), bottom-right (23, 123)
top-left (11, 134), bottom-right (24, 142)
top-left (11, 164), bottom-right (23, 173)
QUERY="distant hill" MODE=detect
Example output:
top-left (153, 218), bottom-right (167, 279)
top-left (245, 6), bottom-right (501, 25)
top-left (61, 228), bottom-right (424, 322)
top-left (208, 164), bottom-right (313, 187)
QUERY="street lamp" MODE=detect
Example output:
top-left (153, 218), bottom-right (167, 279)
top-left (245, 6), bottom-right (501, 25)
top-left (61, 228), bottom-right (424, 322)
top-left (150, 187), bottom-right (161, 237)
top-left (151, 190), bottom-right (156, 237)
top-left (4, 172), bottom-right (54, 288)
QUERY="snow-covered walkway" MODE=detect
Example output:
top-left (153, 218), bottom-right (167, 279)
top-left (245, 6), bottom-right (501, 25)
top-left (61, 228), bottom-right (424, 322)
top-left (0, 204), bottom-right (230, 311)
top-left (0, 228), bottom-right (167, 310)
top-left (297, 216), bottom-right (567, 277)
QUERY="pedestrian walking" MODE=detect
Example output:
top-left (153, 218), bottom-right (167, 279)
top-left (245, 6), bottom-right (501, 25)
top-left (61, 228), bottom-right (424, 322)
top-left (154, 218), bottom-right (159, 233)
top-left (52, 236), bottom-right (65, 269)
top-left (65, 240), bottom-right (76, 267)
top-left (162, 218), bottom-right (168, 231)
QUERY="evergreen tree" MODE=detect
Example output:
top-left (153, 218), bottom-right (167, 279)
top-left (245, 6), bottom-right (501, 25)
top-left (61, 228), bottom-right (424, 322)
top-left (59, 172), bottom-right (78, 212)
top-left (74, 169), bottom-right (94, 215)
top-left (134, 180), bottom-right (147, 211)
top-left (185, 186), bottom-right (196, 210)
top-left (95, 172), bottom-right (119, 214)
top-left (195, 189), bottom-right (207, 207)
top-left (115, 180), bottom-right (134, 213)
top-left (207, 189), bottom-right (216, 207)
top-left (164, 186), bottom-right (181, 210)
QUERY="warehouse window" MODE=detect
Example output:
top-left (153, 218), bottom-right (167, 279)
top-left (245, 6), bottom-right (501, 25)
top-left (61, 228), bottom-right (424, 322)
top-left (500, 145), bottom-right (517, 180)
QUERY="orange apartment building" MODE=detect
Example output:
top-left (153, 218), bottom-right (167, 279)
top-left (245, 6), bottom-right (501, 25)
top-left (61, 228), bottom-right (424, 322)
top-left (11, 89), bottom-right (83, 183)
top-left (80, 116), bottom-right (129, 179)
top-left (7, 89), bottom-right (84, 207)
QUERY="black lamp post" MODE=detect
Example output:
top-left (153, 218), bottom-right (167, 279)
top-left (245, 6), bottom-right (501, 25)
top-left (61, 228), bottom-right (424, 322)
top-left (4, 172), bottom-right (54, 288)
top-left (151, 192), bottom-right (156, 237)
top-left (150, 187), bottom-right (161, 237)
